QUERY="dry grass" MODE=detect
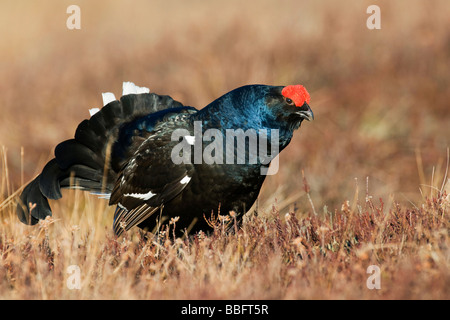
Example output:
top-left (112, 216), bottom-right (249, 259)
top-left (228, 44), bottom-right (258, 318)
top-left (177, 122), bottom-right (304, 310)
top-left (0, 0), bottom-right (449, 299)
top-left (0, 176), bottom-right (448, 299)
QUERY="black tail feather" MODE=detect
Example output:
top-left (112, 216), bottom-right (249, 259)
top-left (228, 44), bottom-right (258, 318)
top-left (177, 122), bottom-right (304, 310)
top-left (17, 91), bottom-right (185, 225)
top-left (17, 176), bottom-right (52, 225)
top-left (39, 159), bottom-right (65, 199)
top-left (39, 159), bottom-right (106, 200)
top-left (55, 139), bottom-right (104, 171)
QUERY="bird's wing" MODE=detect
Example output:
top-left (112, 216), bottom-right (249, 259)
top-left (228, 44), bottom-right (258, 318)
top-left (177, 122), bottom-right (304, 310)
top-left (109, 126), bottom-right (195, 236)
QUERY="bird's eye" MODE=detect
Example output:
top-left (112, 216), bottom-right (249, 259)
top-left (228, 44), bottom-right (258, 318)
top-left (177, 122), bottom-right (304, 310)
top-left (285, 98), bottom-right (294, 105)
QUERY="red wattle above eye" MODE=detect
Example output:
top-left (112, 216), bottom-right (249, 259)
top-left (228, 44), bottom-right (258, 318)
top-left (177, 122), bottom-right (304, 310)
top-left (282, 85), bottom-right (311, 107)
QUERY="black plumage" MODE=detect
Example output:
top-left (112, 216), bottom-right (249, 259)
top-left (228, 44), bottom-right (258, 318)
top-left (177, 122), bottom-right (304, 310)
top-left (16, 83), bottom-right (313, 236)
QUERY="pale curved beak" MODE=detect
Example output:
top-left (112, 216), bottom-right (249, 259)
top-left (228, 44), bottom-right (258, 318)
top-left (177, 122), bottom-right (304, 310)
top-left (296, 103), bottom-right (314, 121)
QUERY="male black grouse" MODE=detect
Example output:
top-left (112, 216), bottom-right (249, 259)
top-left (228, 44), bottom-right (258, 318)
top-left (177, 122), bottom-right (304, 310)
top-left (16, 82), bottom-right (313, 236)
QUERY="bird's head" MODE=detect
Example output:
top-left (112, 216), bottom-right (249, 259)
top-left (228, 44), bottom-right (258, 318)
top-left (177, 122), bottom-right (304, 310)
top-left (260, 84), bottom-right (313, 131)
top-left (197, 84), bottom-right (313, 142)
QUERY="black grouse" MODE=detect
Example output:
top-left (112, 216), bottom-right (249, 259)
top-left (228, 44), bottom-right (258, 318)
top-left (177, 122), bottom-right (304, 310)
top-left (16, 82), bottom-right (313, 236)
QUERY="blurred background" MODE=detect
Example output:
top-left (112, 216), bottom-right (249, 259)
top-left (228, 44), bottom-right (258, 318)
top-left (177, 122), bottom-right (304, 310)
top-left (1, 0), bottom-right (449, 215)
